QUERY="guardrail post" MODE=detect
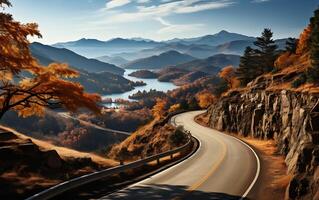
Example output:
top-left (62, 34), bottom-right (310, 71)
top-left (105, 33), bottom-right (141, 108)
top-left (170, 154), bottom-right (173, 159)
top-left (157, 158), bottom-right (160, 165)
top-left (120, 159), bottom-right (124, 165)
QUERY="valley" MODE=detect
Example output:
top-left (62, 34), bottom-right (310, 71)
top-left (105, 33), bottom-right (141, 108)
top-left (1, 1), bottom-right (318, 200)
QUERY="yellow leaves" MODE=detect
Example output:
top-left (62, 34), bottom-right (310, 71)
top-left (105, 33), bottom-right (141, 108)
top-left (152, 98), bottom-right (168, 119)
top-left (46, 63), bottom-right (79, 78)
top-left (169, 104), bottom-right (180, 113)
top-left (274, 52), bottom-right (300, 70)
top-left (274, 26), bottom-right (312, 72)
top-left (0, 71), bottom-right (13, 81)
top-left (0, 1), bottom-right (101, 119)
top-left (19, 78), bottom-right (32, 88)
top-left (219, 65), bottom-right (239, 89)
top-left (297, 26), bottom-right (312, 55)
top-left (196, 92), bottom-right (215, 109)
top-left (16, 103), bottom-right (45, 118)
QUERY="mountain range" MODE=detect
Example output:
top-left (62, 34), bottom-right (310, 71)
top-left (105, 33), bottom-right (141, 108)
top-left (165, 30), bottom-right (255, 46)
top-left (30, 43), bottom-right (147, 94)
top-left (172, 54), bottom-right (241, 74)
top-left (50, 30), bottom-right (255, 59)
top-left (111, 39), bottom-right (287, 62)
top-left (53, 38), bottom-right (161, 58)
top-left (30, 42), bottom-right (124, 75)
top-left (50, 30), bottom-right (288, 64)
top-left (95, 55), bottom-right (129, 67)
top-left (124, 50), bottom-right (196, 69)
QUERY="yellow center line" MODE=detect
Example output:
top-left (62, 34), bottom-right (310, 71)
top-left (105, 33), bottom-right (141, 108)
top-left (171, 135), bottom-right (228, 200)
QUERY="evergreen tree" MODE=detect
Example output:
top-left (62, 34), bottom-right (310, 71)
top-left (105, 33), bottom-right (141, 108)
top-left (285, 37), bottom-right (299, 54)
top-left (253, 28), bottom-right (278, 73)
top-left (236, 29), bottom-right (279, 86)
top-left (236, 46), bottom-right (260, 86)
top-left (308, 8), bottom-right (319, 82)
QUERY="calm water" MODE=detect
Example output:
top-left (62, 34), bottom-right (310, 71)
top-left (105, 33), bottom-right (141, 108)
top-left (103, 69), bottom-right (178, 107)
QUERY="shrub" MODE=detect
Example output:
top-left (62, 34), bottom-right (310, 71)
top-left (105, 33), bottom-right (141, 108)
top-left (169, 126), bottom-right (187, 146)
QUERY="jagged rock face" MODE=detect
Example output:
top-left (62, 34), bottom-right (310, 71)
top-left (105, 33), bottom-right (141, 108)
top-left (207, 90), bottom-right (319, 200)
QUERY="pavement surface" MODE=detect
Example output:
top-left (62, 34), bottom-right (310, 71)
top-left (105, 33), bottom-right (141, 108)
top-left (100, 111), bottom-right (260, 200)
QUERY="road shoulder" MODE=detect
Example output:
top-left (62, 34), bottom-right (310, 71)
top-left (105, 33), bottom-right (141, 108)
top-left (194, 112), bottom-right (289, 200)
top-left (240, 137), bottom-right (289, 200)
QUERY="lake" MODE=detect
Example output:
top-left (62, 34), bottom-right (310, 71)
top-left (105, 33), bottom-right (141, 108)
top-left (103, 69), bottom-right (178, 107)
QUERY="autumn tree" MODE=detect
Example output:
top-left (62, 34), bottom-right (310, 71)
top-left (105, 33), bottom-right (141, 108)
top-left (0, 0), bottom-right (101, 119)
top-left (219, 66), bottom-right (239, 89)
top-left (152, 98), bottom-right (168, 119)
top-left (168, 103), bottom-right (180, 113)
top-left (308, 8), bottom-right (319, 82)
top-left (196, 92), bottom-right (215, 109)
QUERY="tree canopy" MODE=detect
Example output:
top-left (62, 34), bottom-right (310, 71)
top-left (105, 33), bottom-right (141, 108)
top-left (0, 0), bottom-right (101, 119)
top-left (236, 29), bottom-right (278, 86)
top-left (309, 8), bottom-right (319, 82)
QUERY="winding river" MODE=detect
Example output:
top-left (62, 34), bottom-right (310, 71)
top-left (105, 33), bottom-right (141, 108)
top-left (103, 69), bottom-right (178, 107)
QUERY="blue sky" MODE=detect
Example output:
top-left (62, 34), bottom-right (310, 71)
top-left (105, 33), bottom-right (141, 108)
top-left (7, 0), bottom-right (319, 44)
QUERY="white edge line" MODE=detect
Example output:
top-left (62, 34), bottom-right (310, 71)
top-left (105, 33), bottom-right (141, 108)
top-left (104, 111), bottom-right (261, 199)
top-left (191, 110), bottom-right (260, 199)
top-left (230, 136), bottom-right (261, 199)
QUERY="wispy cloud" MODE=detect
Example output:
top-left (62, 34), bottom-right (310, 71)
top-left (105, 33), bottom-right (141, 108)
top-left (251, 0), bottom-right (270, 3)
top-left (136, 0), bottom-right (151, 3)
top-left (156, 17), bottom-right (204, 34)
top-left (105, 0), bottom-right (131, 10)
top-left (176, 1), bottom-right (235, 14)
top-left (99, 0), bottom-right (235, 24)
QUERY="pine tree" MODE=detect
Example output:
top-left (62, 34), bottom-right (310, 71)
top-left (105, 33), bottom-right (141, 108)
top-left (236, 46), bottom-right (260, 86)
top-left (253, 28), bottom-right (278, 73)
top-left (308, 8), bottom-right (319, 82)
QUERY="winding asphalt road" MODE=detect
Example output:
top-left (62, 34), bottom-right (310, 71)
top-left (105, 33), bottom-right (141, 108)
top-left (100, 111), bottom-right (260, 200)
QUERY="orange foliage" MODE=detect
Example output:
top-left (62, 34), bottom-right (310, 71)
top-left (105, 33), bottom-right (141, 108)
top-left (275, 26), bottom-right (312, 72)
top-left (152, 98), bottom-right (168, 119)
top-left (168, 103), bottom-right (180, 113)
top-left (275, 52), bottom-right (299, 70)
top-left (219, 66), bottom-right (240, 89)
top-left (196, 92), bottom-right (215, 109)
top-left (0, 1), bottom-right (101, 119)
top-left (296, 26), bottom-right (312, 55)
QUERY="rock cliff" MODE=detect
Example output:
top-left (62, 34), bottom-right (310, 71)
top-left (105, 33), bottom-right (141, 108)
top-left (208, 89), bottom-right (319, 199)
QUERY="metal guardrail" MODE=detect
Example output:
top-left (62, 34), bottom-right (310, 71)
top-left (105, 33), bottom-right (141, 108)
top-left (25, 129), bottom-right (194, 200)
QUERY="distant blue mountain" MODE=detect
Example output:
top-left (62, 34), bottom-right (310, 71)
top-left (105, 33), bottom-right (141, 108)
top-left (52, 38), bottom-right (161, 58)
top-left (54, 38), bottom-right (106, 48)
top-left (165, 30), bottom-right (255, 46)
top-left (95, 55), bottom-right (129, 67)
top-left (31, 42), bottom-right (124, 75)
top-left (124, 50), bottom-right (196, 69)
top-left (54, 37), bottom-right (160, 48)
top-left (50, 31), bottom-right (287, 61)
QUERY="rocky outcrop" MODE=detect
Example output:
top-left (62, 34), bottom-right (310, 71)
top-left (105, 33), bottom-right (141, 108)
top-left (0, 129), bottom-right (104, 199)
top-left (208, 90), bottom-right (319, 200)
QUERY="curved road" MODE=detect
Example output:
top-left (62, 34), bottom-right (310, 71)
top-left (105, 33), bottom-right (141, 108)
top-left (100, 111), bottom-right (260, 200)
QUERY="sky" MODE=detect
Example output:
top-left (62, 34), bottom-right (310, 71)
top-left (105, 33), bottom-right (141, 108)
top-left (6, 0), bottom-right (319, 44)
